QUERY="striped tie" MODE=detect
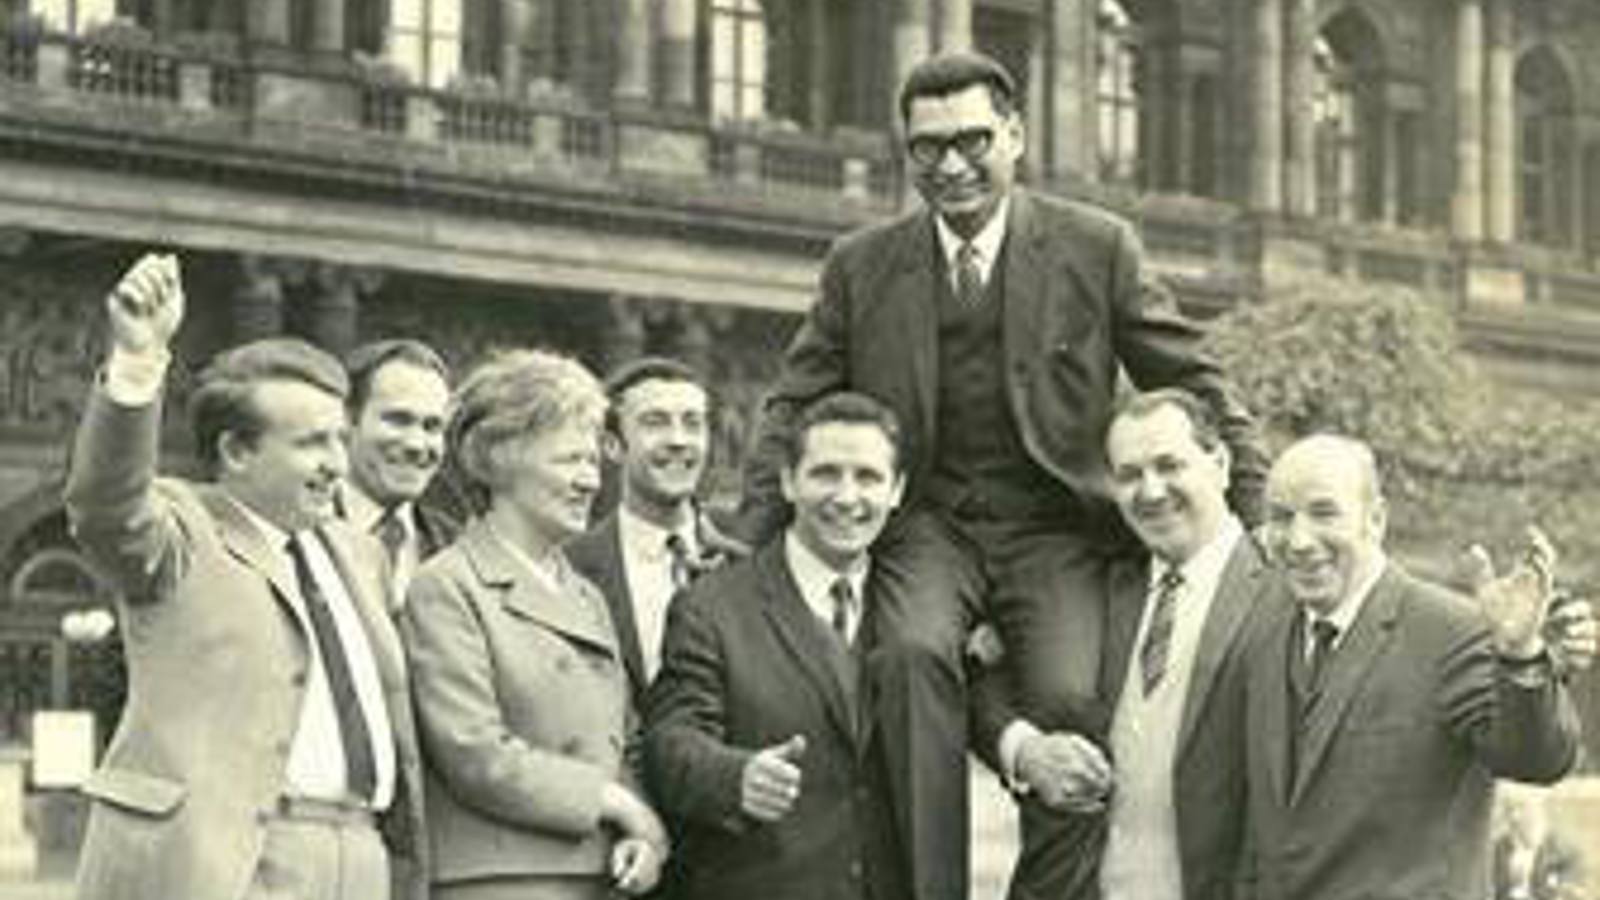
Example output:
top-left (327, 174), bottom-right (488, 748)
top-left (954, 241), bottom-right (984, 306)
top-left (1139, 567), bottom-right (1185, 695)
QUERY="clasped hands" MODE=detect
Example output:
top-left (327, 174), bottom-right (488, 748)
top-left (600, 783), bottom-right (669, 896)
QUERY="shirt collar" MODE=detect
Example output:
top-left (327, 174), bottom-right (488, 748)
top-left (231, 494), bottom-right (292, 552)
top-left (1151, 514), bottom-right (1244, 592)
top-left (1307, 553), bottom-right (1388, 641)
top-left (784, 531), bottom-right (869, 604)
top-left (344, 484), bottom-right (411, 536)
top-left (935, 193), bottom-right (1011, 277)
top-left (618, 505), bottom-right (697, 561)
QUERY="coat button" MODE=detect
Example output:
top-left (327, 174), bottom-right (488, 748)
top-left (560, 738), bottom-right (583, 757)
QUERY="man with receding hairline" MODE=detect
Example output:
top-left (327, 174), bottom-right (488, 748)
top-left (1238, 433), bottom-right (1592, 900)
top-left (65, 254), bottom-right (427, 900)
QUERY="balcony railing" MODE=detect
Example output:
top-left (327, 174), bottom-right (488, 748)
top-left (0, 24), bottom-right (896, 214)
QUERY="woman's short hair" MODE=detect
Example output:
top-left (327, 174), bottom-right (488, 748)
top-left (449, 348), bottom-right (607, 498)
top-left (189, 338), bottom-right (349, 475)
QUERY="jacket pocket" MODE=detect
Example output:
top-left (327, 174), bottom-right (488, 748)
top-left (82, 768), bottom-right (187, 817)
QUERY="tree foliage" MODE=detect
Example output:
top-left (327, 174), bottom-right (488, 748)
top-left (1204, 276), bottom-right (1600, 583)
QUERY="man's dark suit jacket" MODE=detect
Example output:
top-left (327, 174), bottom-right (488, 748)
top-left (740, 188), bottom-right (1268, 542)
top-left (1240, 565), bottom-right (1582, 900)
top-left (977, 535), bottom-right (1273, 900)
top-left (644, 543), bottom-right (907, 900)
top-left (568, 508), bottom-right (748, 707)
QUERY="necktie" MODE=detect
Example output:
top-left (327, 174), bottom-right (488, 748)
top-left (287, 535), bottom-right (378, 802)
top-left (665, 532), bottom-right (694, 591)
top-left (830, 577), bottom-right (857, 645)
top-left (375, 507), bottom-right (407, 569)
top-left (1139, 567), bottom-right (1185, 695)
top-left (954, 241), bottom-right (984, 306)
top-left (1306, 619), bottom-right (1339, 694)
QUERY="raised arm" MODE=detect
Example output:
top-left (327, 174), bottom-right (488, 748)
top-left (63, 253), bottom-right (188, 597)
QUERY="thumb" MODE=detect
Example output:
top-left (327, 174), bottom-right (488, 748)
top-left (773, 734), bottom-right (807, 762)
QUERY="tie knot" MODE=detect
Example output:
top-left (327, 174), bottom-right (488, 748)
top-left (957, 241), bottom-right (978, 266)
top-left (1157, 566), bottom-right (1185, 593)
top-left (1311, 618), bottom-right (1339, 649)
top-left (375, 508), bottom-right (407, 552)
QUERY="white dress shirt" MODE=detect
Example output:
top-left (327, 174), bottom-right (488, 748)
top-left (934, 194), bottom-right (1010, 293)
top-left (617, 507), bottom-right (698, 682)
top-left (239, 506), bottom-right (397, 810)
top-left (1101, 515), bottom-right (1243, 900)
top-left (345, 485), bottom-right (419, 605)
top-left (784, 532), bottom-right (869, 645)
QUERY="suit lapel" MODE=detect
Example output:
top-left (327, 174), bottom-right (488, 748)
top-left (1290, 566), bottom-right (1404, 805)
top-left (999, 191), bottom-right (1094, 374)
top-left (595, 515), bottom-right (649, 698)
top-left (200, 487), bottom-right (307, 630)
top-left (1175, 539), bottom-right (1267, 754)
top-left (1100, 553), bottom-right (1151, 715)
top-left (755, 546), bottom-right (858, 746)
top-left (459, 520), bottom-right (618, 655)
top-left (886, 213), bottom-right (941, 467)
top-left (1258, 593), bottom-right (1297, 809)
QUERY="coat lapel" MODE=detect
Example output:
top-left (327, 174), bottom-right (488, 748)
top-left (458, 520), bottom-right (618, 655)
top-left (999, 191), bottom-right (1094, 373)
top-left (1175, 538), bottom-right (1268, 754)
top-left (1290, 566), bottom-right (1404, 805)
top-left (199, 487), bottom-right (307, 631)
top-left (885, 212), bottom-right (941, 470)
top-left (1099, 553), bottom-right (1151, 717)
top-left (755, 546), bottom-right (858, 746)
top-left (595, 515), bottom-right (649, 697)
top-left (1258, 591), bottom-right (1297, 809)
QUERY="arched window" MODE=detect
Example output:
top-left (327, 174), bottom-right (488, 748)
top-left (710, 0), bottom-right (767, 122)
top-left (1313, 11), bottom-right (1385, 223)
top-left (1516, 49), bottom-right (1576, 248)
top-left (1096, 0), bottom-right (1142, 185)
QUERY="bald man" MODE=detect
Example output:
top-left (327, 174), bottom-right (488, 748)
top-left (1238, 434), bottom-right (1592, 900)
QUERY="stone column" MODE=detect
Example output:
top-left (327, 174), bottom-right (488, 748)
top-left (1483, 0), bottom-right (1515, 243)
top-left (1041, 0), bottom-right (1092, 181)
top-left (499, 0), bottom-right (528, 92)
top-left (891, 0), bottom-right (932, 119)
top-left (660, 0), bottom-right (698, 108)
top-left (312, 0), bottom-right (347, 54)
top-left (808, 0), bottom-right (833, 130)
top-left (1248, 0), bottom-right (1284, 212)
top-left (934, 0), bottom-right (972, 53)
top-left (601, 295), bottom-right (648, 372)
top-left (1452, 0), bottom-right (1485, 241)
top-left (671, 305), bottom-right (717, 379)
top-left (249, 0), bottom-right (293, 46)
top-left (233, 256), bottom-right (286, 345)
top-left (306, 264), bottom-right (373, 357)
top-left (1282, 0), bottom-right (1316, 216)
top-left (614, 0), bottom-right (652, 102)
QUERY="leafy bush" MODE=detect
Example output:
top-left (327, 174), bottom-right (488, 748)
top-left (1204, 276), bottom-right (1600, 584)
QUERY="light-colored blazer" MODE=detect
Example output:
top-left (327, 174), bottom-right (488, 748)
top-left (402, 516), bottom-right (638, 889)
top-left (1240, 565), bottom-right (1581, 900)
top-left (64, 387), bottom-right (428, 900)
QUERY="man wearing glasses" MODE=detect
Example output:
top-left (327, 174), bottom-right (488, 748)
top-left (741, 51), bottom-right (1268, 900)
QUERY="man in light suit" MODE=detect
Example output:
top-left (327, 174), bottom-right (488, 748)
top-left (1240, 434), bottom-right (1591, 900)
top-left (739, 50), bottom-right (1267, 900)
top-left (568, 356), bottom-right (748, 709)
top-left (973, 388), bottom-right (1272, 900)
top-left (647, 392), bottom-right (910, 900)
top-left (343, 339), bottom-right (456, 606)
top-left (64, 253), bottom-right (427, 900)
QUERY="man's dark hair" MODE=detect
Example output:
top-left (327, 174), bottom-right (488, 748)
top-left (898, 51), bottom-right (1019, 125)
top-left (1108, 387), bottom-right (1225, 454)
top-left (603, 355), bottom-right (710, 436)
top-left (344, 339), bottom-right (450, 416)
top-left (190, 338), bottom-right (349, 475)
top-left (779, 392), bottom-right (903, 472)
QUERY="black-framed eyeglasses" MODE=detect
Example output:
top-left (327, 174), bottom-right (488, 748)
top-left (906, 127), bottom-right (996, 167)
